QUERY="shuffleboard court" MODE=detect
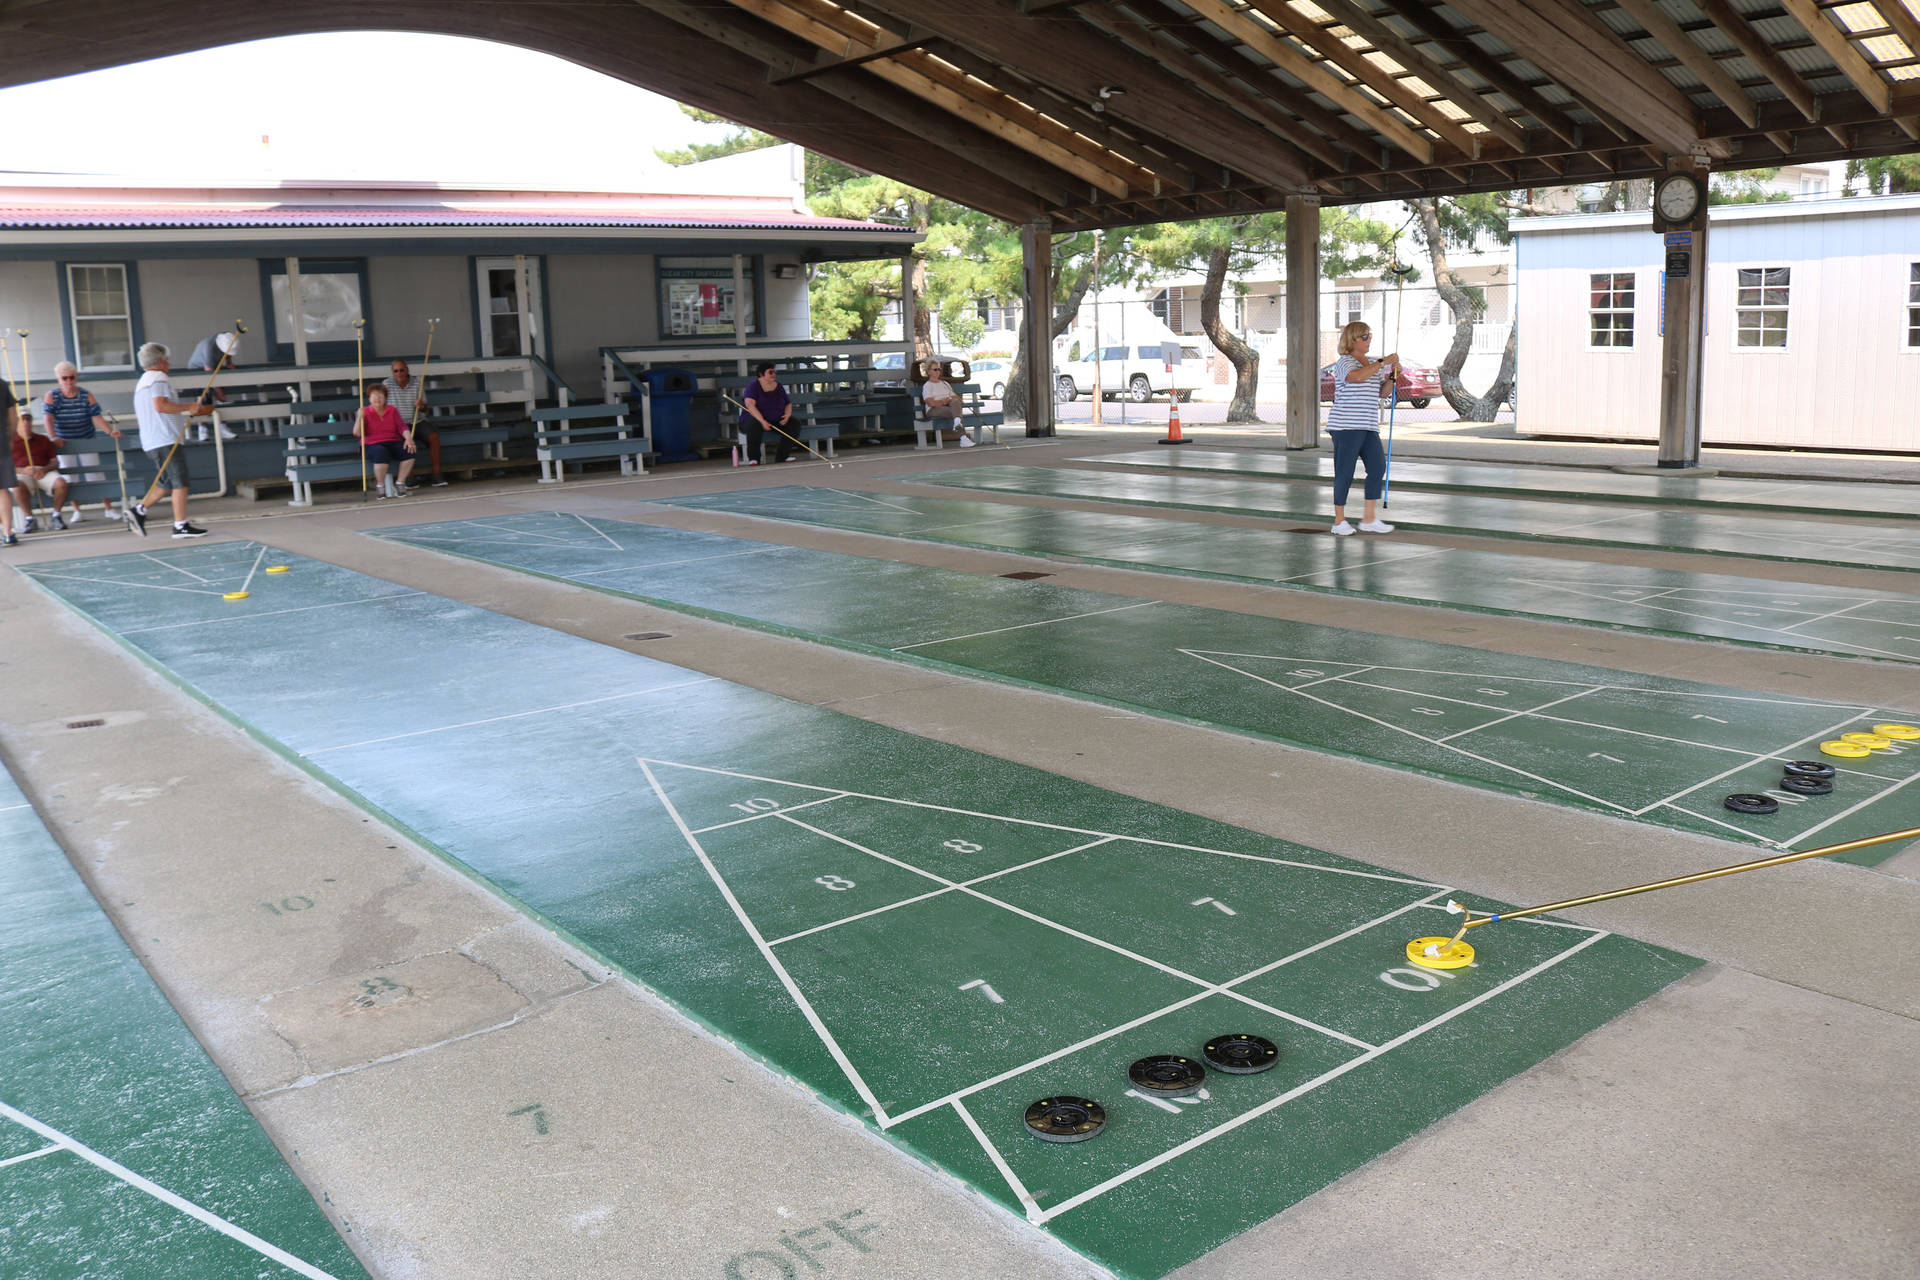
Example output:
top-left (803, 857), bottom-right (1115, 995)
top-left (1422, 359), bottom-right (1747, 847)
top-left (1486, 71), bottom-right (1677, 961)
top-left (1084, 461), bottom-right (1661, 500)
top-left (0, 764), bottom-right (370, 1280)
top-left (18, 541), bottom-right (1700, 1280)
top-left (912, 466), bottom-right (1920, 573)
top-left (1077, 448), bottom-right (1920, 520)
top-left (369, 514), bottom-right (1920, 864)
top-left (655, 486), bottom-right (1920, 664)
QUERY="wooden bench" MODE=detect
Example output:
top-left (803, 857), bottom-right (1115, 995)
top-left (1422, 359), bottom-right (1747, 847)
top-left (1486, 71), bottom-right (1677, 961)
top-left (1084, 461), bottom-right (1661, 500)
top-left (914, 381), bottom-right (1004, 451)
top-left (530, 403), bottom-right (650, 482)
top-left (716, 370), bottom-right (894, 461)
top-left (413, 390), bottom-right (514, 460)
top-left (281, 397), bottom-right (370, 506)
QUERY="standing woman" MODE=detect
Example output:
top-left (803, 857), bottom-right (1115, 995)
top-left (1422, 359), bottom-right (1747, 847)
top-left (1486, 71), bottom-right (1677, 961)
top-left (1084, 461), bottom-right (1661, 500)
top-left (353, 384), bottom-right (416, 498)
top-left (738, 362), bottom-right (794, 464)
top-left (1325, 321), bottom-right (1398, 536)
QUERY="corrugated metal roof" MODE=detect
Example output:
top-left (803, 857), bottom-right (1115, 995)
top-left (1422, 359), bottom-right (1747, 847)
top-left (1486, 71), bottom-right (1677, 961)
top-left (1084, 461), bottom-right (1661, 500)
top-left (0, 204), bottom-right (912, 233)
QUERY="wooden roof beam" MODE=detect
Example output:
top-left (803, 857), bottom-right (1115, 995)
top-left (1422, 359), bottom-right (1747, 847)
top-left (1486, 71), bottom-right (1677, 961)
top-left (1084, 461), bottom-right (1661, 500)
top-left (857, 0), bottom-right (1315, 191)
top-left (1370, 0), bottom-right (1586, 148)
top-left (1777, 0), bottom-right (1892, 115)
top-left (1297, 0), bottom-right (1527, 151)
top-left (1175, 0), bottom-right (1435, 162)
top-left (1442, 0), bottom-right (1710, 156)
top-left (1075, 8), bottom-right (1351, 169)
top-left (1609, 0), bottom-right (1757, 127)
top-left (1695, 0), bottom-right (1820, 123)
top-left (1239, 0), bottom-right (1480, 154)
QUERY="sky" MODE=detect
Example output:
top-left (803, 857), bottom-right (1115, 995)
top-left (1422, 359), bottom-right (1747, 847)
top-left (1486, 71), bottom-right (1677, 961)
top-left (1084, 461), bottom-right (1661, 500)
top-left (0, 33), bottom-right (723, 186)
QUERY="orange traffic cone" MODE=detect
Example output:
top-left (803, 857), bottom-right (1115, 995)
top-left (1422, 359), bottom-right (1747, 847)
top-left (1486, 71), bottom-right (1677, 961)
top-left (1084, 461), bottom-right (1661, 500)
top-left (1159, 398), bottom-right (1190, 446)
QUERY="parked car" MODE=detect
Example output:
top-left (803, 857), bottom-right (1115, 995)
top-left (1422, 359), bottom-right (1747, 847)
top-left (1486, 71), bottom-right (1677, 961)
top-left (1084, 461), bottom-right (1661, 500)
top-left (870, 351), bottom-right (909, 389)
top-left (1319, 361), bottom-right (1440, 409)
top-left (1055, 342), bottom-right (1208, 402)
top-left (969, 358), bottom-right (1012, 400)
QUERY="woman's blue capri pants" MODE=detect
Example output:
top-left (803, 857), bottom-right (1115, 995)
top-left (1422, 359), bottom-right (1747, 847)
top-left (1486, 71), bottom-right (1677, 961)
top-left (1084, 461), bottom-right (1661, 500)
top-left (1330, 429), bottom-right (1386, 505)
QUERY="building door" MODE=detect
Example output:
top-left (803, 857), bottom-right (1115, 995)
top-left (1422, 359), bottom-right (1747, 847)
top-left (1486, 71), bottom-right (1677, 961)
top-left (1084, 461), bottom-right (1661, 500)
top-left (475, 256), bottom-right (545, 359)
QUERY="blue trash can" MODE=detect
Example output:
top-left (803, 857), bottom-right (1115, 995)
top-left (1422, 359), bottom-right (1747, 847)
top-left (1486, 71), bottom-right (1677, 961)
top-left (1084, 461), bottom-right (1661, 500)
top-left (644, 368), bottom-right (698, 463)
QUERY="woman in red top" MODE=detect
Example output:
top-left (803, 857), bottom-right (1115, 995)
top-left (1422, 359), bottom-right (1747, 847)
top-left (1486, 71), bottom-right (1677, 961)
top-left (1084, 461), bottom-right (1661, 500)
top-left (353, 384), bottom-right (417, 498)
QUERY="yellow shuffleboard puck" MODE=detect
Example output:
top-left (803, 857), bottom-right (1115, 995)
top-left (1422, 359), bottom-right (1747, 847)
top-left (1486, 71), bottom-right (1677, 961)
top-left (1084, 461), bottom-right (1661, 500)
top-left (1819, 740), bottom-right (1872, 758)
top-left (264, 565), bottom-right (290, 575)
top-left (223, 591), bottom-right (250, 601)
top-left (1871, 723), bottom-right (1919, 740)
top-left (1407, 937), bottom-right (1475, 969)
top-left (1842, 732), bottom-right (1892, 748)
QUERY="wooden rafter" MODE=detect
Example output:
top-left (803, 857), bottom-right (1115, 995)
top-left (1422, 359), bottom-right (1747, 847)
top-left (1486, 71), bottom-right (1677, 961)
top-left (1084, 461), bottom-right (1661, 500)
top-left (723, 0), bottom-right (1150, 195)
top-left (1608, 0), bottom-right (1757, 127)
top-left (1370, 0), bottom-right (1588, 147)
top-left (1695, 0), bottom-right (1821, 122)
top-left (1239, 0), bottom-right (1478, 154)
top-left (1777, 0), bottom-right (1891, 115)
top-left (1174, 0), bottom-right (1435, 161)
top-left (1297, 0), bottom-right (1527, 151)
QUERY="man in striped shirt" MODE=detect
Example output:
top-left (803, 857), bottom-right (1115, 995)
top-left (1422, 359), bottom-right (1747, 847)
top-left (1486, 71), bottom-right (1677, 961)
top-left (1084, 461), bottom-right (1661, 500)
top-left (383, 359), bottom-right (445, 486)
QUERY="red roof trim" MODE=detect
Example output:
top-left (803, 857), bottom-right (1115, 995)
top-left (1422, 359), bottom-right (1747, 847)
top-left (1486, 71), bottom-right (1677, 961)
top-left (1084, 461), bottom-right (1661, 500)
top-left (0, 204), bottom-right (910, 233)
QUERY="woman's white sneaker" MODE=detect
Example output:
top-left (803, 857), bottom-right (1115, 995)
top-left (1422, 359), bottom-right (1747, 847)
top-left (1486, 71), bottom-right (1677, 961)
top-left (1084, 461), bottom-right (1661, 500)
top-left (1330, 520), bottom-right (1356, 536)
top-left (1359, 519), bottom-right (1395, 533)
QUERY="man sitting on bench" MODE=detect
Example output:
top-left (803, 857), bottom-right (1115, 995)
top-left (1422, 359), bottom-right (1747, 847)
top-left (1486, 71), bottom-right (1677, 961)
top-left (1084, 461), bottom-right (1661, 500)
top-left (921, 360), bottom-right (973, 447)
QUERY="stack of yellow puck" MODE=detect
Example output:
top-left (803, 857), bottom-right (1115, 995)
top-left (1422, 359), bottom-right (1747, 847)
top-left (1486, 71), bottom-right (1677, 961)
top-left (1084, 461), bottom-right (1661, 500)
top-left (1820, 724), bottom-right (1919, 758)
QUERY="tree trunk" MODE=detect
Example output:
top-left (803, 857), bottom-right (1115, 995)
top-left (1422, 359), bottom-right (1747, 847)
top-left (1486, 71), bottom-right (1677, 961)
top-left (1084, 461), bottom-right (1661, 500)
top-left (1410, 198), bottom-right (1513, 422)
top-left (1200, 244), bottom-right (1259, 422)
top-left (1003, 256), bottom-right (1093, 420)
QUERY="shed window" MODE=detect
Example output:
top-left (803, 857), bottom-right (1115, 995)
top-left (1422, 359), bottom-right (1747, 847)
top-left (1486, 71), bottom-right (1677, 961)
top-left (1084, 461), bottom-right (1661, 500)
top-left (1588, 272), bottom-right (1634, 348)
top-left (1735, 267), bottom-right (1790, 349)
top-left (1335, 291), bottom-right (1363, 325)
top-left (1908, 263), bottom-right (1919, 350)
top-left (67, 264), bottom-right (134, 371)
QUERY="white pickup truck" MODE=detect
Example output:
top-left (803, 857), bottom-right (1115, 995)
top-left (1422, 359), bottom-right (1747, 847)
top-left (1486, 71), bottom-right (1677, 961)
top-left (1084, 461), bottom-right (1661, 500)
top-left (1054, 341), bottom-right (1208, 403)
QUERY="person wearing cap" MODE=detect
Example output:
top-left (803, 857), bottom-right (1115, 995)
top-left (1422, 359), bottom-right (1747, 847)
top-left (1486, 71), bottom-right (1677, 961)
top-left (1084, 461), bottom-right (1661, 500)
top-left (12, 426), bottom-right (71, 533)
top-left (184, 330), bottom-right (238, 441)
top-left (41, 360), bottom-right (123, 524)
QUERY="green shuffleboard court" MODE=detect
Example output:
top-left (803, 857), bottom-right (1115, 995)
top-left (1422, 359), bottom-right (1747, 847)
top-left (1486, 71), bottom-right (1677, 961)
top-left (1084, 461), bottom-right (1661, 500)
top-left (1078, 448), bottom-right (1920, 520)
top-left (0, 764), bottom-right (370, 1280)
top-left (656, 485), bottom-right (1920, 664)
top-left (370, 514), bottom-right (1920, 864)
top-left (912, 466), bottom-right (1920, 573)
top-left (18, 542), bottom-right (1702, 1280)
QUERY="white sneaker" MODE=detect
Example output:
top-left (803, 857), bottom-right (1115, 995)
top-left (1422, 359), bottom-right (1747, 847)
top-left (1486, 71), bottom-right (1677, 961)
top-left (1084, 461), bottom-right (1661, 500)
top-left (218, 424), bottom-right (237, 441)
top-left (1359, 519), bottom-right (1395, 533)
top-left (1330, 520), bottom-right (1356, 536)
top-left (10, 512), bottom-right (26, 535)
top-left (64, 505), bottom-right (84, 525)
top-left (957, 435), bottom-right (976, 447)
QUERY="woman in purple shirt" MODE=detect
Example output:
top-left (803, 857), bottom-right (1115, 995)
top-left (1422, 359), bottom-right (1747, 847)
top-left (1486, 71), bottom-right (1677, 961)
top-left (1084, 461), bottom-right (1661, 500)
top-left (739, 363), bottom-right (795, 464)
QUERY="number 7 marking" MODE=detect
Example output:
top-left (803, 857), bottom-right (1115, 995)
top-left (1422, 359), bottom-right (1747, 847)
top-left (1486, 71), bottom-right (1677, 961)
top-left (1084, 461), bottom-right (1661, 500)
top-left (1191, 897), bottom-right (1236, 916)
top-left (960, 979), bottom-right (1004, 1004)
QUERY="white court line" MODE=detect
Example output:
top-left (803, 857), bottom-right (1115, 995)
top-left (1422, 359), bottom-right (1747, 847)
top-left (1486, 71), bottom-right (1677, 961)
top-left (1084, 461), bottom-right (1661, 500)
top-left (139, 551), bottom-right (221, 585)
top-left (777, 814), bottom-right (1373, 1051)
top-left (1651, 801), bottom-right (1788, 843)
top-left (1436, 685), bottom-right (1606, 743)
top-left (1185, 649), bottom-right (1594, 691)
top-left (1635, 708), bottom-right (1892, 817)
top-left (892, 599), bottom-right (1160, 650)
top-left (766, 838), bottom-right (1118, 947)
top-left (1516, 589), bottom-right (1917, 662)
top-left (0, 1101), bottom-right (345, 1280)
top-left (1181, 651), bottom-right (1627, 812)
top-left (1786, 766), bottom-right (1920, 847)
top-left (302, 678), bottom-right (718, 756)
top-left (690, 793), bottom-right (852, 834)
top-left (233, 544), bottom-right (270, 598)
top-left (1031, 930), bottom-right (1611, 1224)
top-left (461, 518), bottom-right (586, 544)
top-left (638, 761), bottom-right (894, 1126)
top-left (24, 571), bottom-right (225, 598)
top-left (119, 592), bottom-right (426, 635)
top-left (0, 802), bottom-right (33, 814)
top-left (805, 488), bottom-right (925, 514)
top-left (954, 1099), bottom-right (1044, 1222)
top-left (1774, 599), bottom-right (1876, 632)
top-left (572, 545), bottom-right (788, 580)
top-left (568, 512), bottom-right (625, 551)
top-left (0, 1144), bottom-right (62, 1169)
top-left (1280, 544), bottom-right (1457, 582)
top-left (638, 759), bottom-right (1443, 886)
top-left (1217, 893), bottom-right (1451, 995)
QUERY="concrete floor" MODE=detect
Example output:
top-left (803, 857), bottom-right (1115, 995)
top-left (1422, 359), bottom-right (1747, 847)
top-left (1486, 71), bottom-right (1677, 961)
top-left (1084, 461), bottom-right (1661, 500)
top-left (2, 426), bottom-right (1916, 1279)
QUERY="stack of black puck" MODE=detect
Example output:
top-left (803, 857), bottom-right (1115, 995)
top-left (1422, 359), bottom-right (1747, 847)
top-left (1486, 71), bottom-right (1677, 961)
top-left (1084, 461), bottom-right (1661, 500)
top-left (1724, 760), bottom-right (1835, 815)
top-left (1024, 1033), bottom-right (1281, 1143)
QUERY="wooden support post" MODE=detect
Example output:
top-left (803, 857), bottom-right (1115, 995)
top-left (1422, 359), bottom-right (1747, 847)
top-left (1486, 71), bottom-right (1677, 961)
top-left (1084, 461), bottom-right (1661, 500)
top-left (1021, 218), bottom-right (1054, 437)
top-left (285, 257), bottom-right (311, 401)
top-left (1285, 195), bottom-right (1321, 450)
top-left (1657, 169), bottom-right (1707, 468)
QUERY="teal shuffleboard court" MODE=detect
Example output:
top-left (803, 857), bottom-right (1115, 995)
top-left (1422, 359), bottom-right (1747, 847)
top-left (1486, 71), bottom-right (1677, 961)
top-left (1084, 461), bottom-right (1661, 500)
top-left (370, 514), bottom-right (1920, 865)
top-left (1077, 448), bottom-right (1920, 520)
top-left (655, 486), bottom-right (1920, 664)
top-left (911, 466), bottom-right (1920, 573)
top-left (18, 542), bottom-right (1702, 1280)
top-left (0, 767), bottom-right (370, 1279)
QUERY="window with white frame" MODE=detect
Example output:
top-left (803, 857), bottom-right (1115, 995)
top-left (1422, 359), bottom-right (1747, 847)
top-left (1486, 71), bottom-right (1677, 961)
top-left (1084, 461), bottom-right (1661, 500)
top-left (1908, 263), bottom-right (1919, 349)
top-left (1336, 291), bottom-right (1363, 325)
top-left (1588, 272), bottom-right (1634, 348)
top-left (1735, 266), bottom-right (1790, 348)
top-left (67, 263), bottom-right (134, 370)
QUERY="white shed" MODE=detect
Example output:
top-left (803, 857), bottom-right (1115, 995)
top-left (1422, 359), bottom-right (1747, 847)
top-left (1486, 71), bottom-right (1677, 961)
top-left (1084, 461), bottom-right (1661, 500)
top-left (1512, 195), bottom-right (1920, 453)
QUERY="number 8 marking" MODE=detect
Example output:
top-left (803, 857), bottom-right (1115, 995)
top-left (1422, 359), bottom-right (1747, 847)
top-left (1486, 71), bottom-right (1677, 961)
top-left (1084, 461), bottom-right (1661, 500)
top-left (943, 839), bottom-right (983, 853)
top-left (815, 875), bottom-right (856, 891)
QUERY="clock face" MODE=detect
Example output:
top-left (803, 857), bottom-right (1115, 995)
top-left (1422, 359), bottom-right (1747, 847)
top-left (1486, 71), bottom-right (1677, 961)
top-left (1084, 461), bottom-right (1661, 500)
top-left (1657, 175), bottom-right (1700, 220)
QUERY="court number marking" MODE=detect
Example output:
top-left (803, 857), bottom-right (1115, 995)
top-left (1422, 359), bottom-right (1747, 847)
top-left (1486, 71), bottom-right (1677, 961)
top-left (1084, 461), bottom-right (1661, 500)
top-left (730, 798), bottom-right (780, 815)
top-left (1191, 896), bottom-right (1237, 916)
top-left (1589, 752), bottom-right (1624, 764)
top-left (1412, 707), bottom-right (1445, 716)
top-left (1289, 668), bottom-right (1326, 679)
top-left (1379, 964), bottom-right (1473, 991)
top-left (1692, 714), bottom-right (1727, 724)
top-left (1476, 688), bottom-right (1509, 697)
top-left (959, 979), bottom-right (1005, 1004)
top-left (1125, 1087), bottom-right (1212, 1115)
top-left (815, 875), bottom-right (857, 892)
top-left (943, 839), bottom-right (983, 854)
top-left (259, 895), bottom-right (315, 917)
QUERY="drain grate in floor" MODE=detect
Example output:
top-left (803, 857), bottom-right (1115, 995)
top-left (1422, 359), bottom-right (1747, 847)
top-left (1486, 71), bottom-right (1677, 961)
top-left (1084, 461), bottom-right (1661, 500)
top-left (623, 632), bottom-right (673, 641)
top-left (65, 718), bottom-right (106, 730)
top-left (999, 571), bottom-right (1053, 581)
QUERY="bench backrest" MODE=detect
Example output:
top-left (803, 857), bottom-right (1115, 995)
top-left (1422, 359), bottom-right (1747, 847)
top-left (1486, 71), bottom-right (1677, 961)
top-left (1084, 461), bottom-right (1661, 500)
top-left (529, 403), bottom-right (630, 424)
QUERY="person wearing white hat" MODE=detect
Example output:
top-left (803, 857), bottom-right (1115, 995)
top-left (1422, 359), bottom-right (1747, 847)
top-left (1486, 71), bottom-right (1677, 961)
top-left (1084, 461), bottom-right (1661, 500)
top-left (185, 330), bottom-right (239, 441)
